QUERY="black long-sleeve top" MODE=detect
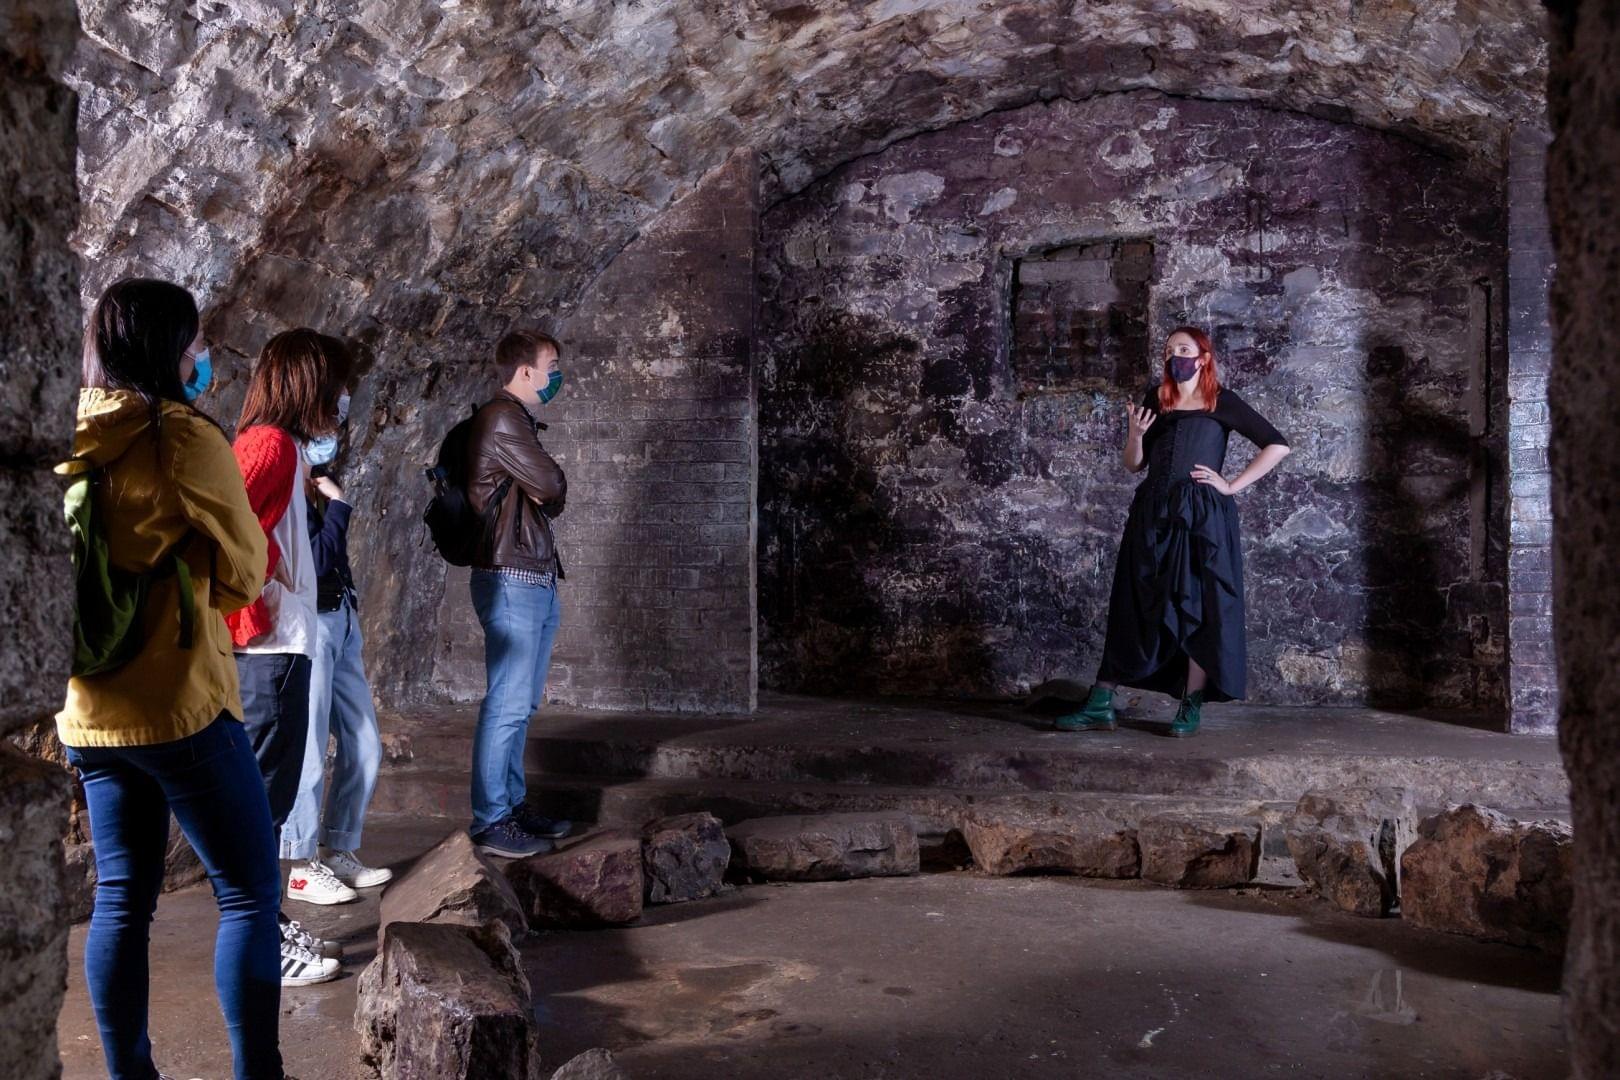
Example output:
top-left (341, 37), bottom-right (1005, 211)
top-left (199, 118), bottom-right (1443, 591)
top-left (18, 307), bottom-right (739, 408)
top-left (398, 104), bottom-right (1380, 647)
top-left (308, 497), bottom-right (357, 613)
top-left (1135, 386), bottom-right (1288, 502)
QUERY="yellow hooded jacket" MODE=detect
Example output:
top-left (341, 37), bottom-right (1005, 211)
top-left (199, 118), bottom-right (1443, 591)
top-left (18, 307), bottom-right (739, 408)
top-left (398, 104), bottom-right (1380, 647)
top-left (56, 389), bottom-right (268, 748)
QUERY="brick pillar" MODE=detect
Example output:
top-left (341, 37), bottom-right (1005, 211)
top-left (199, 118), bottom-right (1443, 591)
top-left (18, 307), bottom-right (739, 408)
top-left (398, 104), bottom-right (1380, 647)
top-left (1504, 122), bottom-right (1558, 734)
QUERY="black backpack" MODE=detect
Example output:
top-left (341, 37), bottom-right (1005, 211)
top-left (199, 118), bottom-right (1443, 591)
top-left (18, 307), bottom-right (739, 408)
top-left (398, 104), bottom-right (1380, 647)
top-left (423, 404), bottom-right (510, 567)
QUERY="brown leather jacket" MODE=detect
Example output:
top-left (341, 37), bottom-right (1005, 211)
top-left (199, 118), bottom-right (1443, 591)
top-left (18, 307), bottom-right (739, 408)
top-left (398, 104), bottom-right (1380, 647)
top-left (466, 391), bottom-right (567, 575)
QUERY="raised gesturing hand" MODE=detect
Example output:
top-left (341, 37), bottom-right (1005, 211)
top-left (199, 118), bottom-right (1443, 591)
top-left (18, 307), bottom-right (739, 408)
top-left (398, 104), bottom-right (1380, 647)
top-left (312, 475), bottom-right (345, 503)
top-left (1126, 404), bottom-right (1156, 439)
top-left (1190, 464), bottom-right (1234, 495)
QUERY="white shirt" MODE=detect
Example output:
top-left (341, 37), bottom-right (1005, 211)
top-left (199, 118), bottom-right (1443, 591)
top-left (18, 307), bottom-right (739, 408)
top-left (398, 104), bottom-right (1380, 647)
top-left (236, 456), bottom-right (320, 658)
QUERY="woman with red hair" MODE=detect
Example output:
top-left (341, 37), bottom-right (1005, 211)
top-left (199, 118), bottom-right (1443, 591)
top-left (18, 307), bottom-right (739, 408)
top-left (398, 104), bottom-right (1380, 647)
top-left (1058, 327), bottom-right (1291, 736)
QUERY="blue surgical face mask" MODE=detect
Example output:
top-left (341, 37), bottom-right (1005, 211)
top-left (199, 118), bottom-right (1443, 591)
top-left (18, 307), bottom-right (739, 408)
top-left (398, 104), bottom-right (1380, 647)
top-left (537, 368), bottom-right (564, 405)
top-left (303, 434), bottom-right (339, 467)
top-left (183, 348), bottom-right (213, 403)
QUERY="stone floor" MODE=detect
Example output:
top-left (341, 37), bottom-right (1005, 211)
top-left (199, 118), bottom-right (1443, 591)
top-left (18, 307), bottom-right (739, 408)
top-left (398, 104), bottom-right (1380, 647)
top-left (57, 698), bottom-right (1572, 1078)
top-left (57, 820), bottom-right (1566, 1080)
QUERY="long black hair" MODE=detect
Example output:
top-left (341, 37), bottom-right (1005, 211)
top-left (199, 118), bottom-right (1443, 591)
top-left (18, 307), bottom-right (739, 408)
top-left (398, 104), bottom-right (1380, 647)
top-left (83, 278), bottom-right (200, 408)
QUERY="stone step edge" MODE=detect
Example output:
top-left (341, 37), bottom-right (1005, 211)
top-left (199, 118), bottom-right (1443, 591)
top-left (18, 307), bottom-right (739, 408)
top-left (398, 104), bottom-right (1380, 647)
top-left (373, 736), bottom-right (1573, 811)
top-left (369, 767), bottom-right (1292, 825)
top-left (371, 768), bottom-right (1570, 823)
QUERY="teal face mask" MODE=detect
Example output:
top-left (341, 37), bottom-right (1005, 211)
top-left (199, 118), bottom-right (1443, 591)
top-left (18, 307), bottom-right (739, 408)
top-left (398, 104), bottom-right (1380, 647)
top-left (537, 368), bottom-right (564, 405)
top-left (183, 348), bottom-right (213, 403)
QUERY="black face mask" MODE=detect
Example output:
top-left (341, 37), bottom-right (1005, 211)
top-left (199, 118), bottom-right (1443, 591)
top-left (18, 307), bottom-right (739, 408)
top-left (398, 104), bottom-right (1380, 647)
top-left (1169, 355), bottom-right (1200, 383)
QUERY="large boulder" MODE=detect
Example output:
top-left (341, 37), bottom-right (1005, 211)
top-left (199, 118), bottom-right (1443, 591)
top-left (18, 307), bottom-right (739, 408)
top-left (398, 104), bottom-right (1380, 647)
top-left (163, 816), bottom-right (206, 892)
top-left (356, 919), bottom-right (539, 1079)
top-left (1139, 816), bottom-right (1260, 888)
top-left (642, 813), bottom-right (730, 904)
top-left (726, 813), bottom-right (920, 882)
top-left (0, 745), bottom-right (72, 1080)
top-left (551, 1048), bottom-right (629, 1080)
top-left (63, 842), bottom-right (97, 924)
top-left (1400, 804), bottom-right (1573, 951)
top-left (379, 830), bottom-right (528, 943)
top-left (1286, 788), bottom-right (1416, 918)
top-left (506, 830), bottom-right (644, 927)
top-left (961, 805), bottom-right (1139, 878)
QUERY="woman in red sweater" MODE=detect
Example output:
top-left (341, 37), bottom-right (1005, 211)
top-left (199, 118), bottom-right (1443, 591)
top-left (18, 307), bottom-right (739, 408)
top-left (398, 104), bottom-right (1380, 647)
top-left (230, 329), bottom-right (351, 988)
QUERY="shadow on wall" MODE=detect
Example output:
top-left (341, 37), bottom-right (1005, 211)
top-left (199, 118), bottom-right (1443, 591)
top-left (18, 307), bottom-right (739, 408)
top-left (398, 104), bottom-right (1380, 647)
top-left (759, 311), bottom-right (1005, 696)
top-left (1357, 342), bottom-right (1495, 714)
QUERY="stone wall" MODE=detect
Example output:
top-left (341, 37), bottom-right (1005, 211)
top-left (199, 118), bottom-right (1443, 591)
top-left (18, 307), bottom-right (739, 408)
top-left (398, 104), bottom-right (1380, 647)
top-left (0, 0), bottom-right (80, 1076)
top-left (1545, 2), bottom-right (1620, 1075)
top-left (62, 1), bottom-right (1548, 712)
top-left (1504, 122), bottom-right (1559, 735)
top-left (431, 153), bottom-right (758, 713)
top-left (759, 92), bottom-right (1510, 710)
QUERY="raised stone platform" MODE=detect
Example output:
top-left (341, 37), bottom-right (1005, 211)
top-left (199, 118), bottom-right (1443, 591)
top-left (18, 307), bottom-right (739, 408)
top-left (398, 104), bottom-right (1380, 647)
top-left (372, 694), bottom-right (1570, 851)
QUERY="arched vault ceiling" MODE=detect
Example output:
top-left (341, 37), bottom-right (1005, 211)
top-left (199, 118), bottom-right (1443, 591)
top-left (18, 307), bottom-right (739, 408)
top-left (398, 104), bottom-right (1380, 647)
top-left (71, 0), bottom-right (1546, 320)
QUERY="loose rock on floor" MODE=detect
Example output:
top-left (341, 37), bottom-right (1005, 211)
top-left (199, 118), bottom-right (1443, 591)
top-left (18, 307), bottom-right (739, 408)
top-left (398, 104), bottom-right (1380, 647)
top-left (1286, 787), bottom-right (1415, 917)
top-left (642, 812), bottom-right (731, 904)
top-left (1400, 803), bottom-right (1573, 951)
top-left (355, 919), bottom-right (540, 1080)
top-left (960, 804), bottom-right (1140, 878)
top-left (506, 830), bottom-right (645, 927)
top-left (377, 828), bottom-right (529, 942)
top-left (726, 812), bottom-right (920, 882)
top-left (1138, 815), bottom-right (1260, 888)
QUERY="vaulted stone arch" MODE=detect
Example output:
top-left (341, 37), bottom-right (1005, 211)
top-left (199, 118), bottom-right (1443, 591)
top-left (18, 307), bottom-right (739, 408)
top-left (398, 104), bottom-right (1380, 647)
top-left (68, 0), bottom-right (1553, 716)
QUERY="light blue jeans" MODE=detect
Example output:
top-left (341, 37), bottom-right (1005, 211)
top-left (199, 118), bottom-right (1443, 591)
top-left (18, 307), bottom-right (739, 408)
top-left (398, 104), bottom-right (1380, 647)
top-left (280, 600), bottom-right (382, 861)
top-left (470, 569), bottom-right (563, 833)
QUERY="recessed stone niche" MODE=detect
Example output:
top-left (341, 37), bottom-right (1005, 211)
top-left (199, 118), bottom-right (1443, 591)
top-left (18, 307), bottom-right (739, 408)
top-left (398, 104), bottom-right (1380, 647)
top-left (1010, 239), bottom-right (1155, 394)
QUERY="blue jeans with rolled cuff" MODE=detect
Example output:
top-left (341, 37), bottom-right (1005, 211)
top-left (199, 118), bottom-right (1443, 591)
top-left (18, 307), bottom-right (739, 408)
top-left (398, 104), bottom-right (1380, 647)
top-left (281, 601), bottom-right (382, 861)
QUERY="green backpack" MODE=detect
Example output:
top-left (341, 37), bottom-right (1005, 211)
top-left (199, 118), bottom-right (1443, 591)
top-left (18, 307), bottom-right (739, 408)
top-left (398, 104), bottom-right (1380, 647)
top-left (63, 460), bottom-right (195, 677)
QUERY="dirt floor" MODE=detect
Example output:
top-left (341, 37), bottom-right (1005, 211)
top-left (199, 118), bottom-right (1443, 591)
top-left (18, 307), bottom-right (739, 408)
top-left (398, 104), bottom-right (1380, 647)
top-left (57, 822), bottom-right (1567, 1080)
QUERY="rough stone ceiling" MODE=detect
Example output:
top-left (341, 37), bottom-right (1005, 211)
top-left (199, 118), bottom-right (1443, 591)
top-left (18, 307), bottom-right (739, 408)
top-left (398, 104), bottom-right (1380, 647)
top-left (71, 0), bottom-right (1547, 330)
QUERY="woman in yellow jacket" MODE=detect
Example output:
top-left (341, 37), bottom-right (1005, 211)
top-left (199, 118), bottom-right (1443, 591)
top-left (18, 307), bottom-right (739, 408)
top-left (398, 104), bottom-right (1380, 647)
top-left (58, 279), bottom-right (292, 1080)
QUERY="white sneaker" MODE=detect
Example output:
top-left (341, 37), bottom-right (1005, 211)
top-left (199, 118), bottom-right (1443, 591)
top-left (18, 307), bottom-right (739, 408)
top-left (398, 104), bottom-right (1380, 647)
top-left (323, 848), bottom-right (394, 889)
top-left (280, 938), bottom-right (340, 986)
top-left (286, 860), bottom-right (358, 906)
top-left (281, 918), bottom-right (341, 959)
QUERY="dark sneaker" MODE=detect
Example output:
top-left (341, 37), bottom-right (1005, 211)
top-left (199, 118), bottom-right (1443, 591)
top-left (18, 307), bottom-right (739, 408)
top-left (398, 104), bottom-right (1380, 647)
top-left (513, 802), bottom-right (574, 840)
top-left (471, 819), bottom-right (553, 859)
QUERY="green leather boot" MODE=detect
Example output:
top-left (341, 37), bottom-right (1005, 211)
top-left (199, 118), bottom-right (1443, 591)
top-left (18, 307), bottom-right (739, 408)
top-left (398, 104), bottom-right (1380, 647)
top-left (1055, 686), bottom-right (1117, 732)
top-left (1169, 690), bottom-right (1204, 738)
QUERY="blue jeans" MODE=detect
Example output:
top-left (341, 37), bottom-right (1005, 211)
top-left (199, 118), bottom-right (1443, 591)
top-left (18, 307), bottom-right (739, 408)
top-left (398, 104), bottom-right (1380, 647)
top-left (281, 601), bottom-right (382, 861)
top-left (66, 714), bottom-right (283, 1080)
top-left (470, 569), bottom-right (562, 833)
top-left (235, 652), bottom-right (312, 844)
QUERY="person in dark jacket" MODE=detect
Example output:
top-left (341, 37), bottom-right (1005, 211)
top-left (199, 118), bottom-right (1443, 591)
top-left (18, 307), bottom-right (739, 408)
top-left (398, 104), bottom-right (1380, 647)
top-left (281, 375), bottom-right (392, 911)
top-left (464, 329), bottom-right (571, 858)
top-left (1057, 326), bottom-right (1291, 738)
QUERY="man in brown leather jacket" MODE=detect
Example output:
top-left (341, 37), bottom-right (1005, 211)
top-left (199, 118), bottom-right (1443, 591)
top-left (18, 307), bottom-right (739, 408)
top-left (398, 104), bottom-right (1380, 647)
top-left (464, 329), bottom-right (573, 858)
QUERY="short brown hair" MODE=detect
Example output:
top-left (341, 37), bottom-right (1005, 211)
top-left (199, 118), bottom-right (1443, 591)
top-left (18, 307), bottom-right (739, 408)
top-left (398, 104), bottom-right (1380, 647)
top-left (495, 329), bottom-right (561, 382)
top-left (238, 329), bottom-right (351, 440)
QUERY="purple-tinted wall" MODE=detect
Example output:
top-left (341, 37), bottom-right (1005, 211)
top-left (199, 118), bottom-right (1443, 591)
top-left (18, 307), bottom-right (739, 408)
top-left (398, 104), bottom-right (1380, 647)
top-left (758, 91), bottom-right (1510, 712)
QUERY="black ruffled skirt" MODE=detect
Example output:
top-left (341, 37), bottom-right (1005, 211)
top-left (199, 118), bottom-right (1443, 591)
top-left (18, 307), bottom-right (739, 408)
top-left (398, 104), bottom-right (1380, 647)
top-left (1097, 480), bottom-right (1246, 702)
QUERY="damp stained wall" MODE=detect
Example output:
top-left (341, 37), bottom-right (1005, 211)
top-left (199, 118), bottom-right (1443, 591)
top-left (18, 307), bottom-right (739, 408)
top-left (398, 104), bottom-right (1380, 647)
top-left (758, 91), bottom-right (1510, 711)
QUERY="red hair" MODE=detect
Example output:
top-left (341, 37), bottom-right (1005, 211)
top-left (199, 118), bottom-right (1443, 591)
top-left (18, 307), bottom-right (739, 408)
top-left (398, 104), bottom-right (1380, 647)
top-left (1157, 325), bottom-right (1220, 412)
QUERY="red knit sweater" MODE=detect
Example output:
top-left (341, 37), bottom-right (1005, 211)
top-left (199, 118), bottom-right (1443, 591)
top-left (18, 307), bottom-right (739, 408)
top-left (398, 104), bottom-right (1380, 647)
top-left (226, 425), bottom-right (297, 648)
